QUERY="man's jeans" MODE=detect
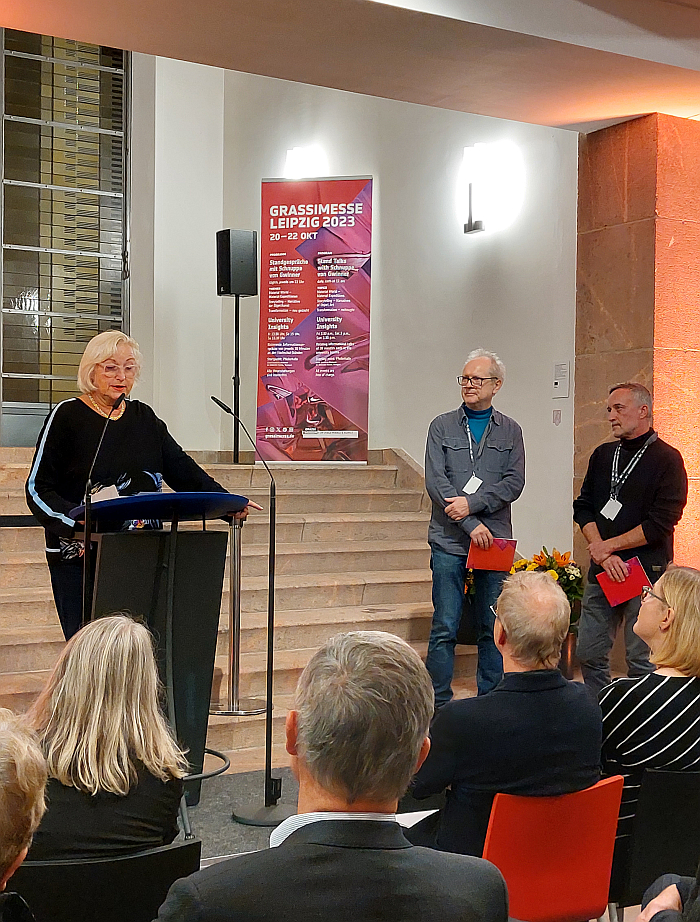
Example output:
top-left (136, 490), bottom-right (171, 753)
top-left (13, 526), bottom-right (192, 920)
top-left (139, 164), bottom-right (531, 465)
top-left (577, 580), bottom-right (654, 693)
top-left (426, 547), bottom-right (505, 706)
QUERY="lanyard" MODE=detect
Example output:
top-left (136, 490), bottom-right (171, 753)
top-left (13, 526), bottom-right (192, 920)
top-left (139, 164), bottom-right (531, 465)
top-left (461, 414), bottom-right (491, 466)
top-left (610, 432), bottom-right (657, 500)
top-left (465, 424), bottom-right (475, 466)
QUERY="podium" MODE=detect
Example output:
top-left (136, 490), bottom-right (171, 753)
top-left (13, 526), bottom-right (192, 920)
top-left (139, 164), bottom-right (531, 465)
top-left (70, 492), bottom-right (248, 803)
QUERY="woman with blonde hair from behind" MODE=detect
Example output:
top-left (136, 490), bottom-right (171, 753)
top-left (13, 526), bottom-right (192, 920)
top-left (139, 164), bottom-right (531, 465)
top-left (27, 615), bottom-right (188, 860)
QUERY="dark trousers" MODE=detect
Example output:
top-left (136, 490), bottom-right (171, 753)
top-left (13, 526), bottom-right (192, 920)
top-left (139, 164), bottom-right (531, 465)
top-left (577, 581), bottom-right (653, 693)
top-left (48, 560), bottom-right (84, 640)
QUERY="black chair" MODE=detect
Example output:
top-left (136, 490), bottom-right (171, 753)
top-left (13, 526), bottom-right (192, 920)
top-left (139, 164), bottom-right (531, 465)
top-left (608, 770), bottom-right (700, 920)
top-left (10, 838), bottom-right (201, 922)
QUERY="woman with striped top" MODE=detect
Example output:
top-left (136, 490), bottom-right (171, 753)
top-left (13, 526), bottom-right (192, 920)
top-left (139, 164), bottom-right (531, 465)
top-left (600, 566), bottom-right (700, 896)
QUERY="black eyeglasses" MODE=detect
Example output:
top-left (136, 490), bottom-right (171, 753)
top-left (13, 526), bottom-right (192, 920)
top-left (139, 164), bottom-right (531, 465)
top-left (641, 585), bottom-right (668, 606)
top-left (457, 375), bottom-right (499, 388)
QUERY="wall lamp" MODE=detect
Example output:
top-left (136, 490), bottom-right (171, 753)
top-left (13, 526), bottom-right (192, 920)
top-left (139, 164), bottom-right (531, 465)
top-left (283, 145), bottom-right (329, 179)
top-left (458, 140), bottom-right (525, 235)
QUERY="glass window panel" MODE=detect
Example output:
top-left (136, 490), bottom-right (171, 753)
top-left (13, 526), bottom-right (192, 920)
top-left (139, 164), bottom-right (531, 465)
top-left (3, 312), bottom-right (120, 377)
top-left (5, 123), bottom-right (123, 193)
top-left (4, 185), bottom-right (122, 255)
top-left (5, 54), bottom-right (123, 130)
top-left (3, 251), bottom-right (122, 316)
top-left (2, 30), bottom-right (126, 433)
top-left (4, 30), bottom-right (43, 56)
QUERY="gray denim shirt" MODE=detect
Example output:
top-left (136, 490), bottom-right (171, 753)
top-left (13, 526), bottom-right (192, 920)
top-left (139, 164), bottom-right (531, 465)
top-left (425, 405), bottom-right (525, 556)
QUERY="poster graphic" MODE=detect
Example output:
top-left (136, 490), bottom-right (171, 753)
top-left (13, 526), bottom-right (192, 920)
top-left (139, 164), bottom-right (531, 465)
top-left (256, 177), bottom-right (372, 462)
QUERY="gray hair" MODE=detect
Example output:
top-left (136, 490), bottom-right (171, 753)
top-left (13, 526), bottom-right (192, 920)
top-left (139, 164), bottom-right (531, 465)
top-left (465, 348), bottom-right (506, 384)
top-left (496, 571), bottom-right (570, 670)
top-left (608, 382), bottom-right (652, 412)
top-left (294, 631), bottom-right (434, 804)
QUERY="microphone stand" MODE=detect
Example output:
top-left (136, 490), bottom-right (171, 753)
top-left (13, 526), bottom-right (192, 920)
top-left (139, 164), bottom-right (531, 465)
top-left (81, 394), bottom-right (125, 627)
top-left (211, 395), bottom-right (293, 827)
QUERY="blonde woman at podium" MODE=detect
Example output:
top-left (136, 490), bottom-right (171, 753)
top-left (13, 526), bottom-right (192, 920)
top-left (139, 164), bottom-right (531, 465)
top-left (25, 330), bottom-right (253, 640)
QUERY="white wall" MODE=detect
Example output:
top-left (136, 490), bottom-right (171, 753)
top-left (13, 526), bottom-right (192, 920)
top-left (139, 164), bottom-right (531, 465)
top-left (132, 59), bottom-right (578, 556)
top-left (152, 57), bottom-right (225, 450)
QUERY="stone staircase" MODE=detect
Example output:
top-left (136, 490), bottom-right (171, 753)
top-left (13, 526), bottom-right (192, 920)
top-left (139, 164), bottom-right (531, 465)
top-left (0, 447), bottom-right (476, 772)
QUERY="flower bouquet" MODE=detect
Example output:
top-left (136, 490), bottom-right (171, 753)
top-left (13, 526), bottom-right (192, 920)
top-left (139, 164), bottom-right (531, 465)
top-left (513, 547), bottom-right (584, 630)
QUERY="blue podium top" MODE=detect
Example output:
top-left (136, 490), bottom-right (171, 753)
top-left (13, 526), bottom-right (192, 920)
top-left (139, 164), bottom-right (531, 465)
top-left (70, 491), bottom-right (249, 525)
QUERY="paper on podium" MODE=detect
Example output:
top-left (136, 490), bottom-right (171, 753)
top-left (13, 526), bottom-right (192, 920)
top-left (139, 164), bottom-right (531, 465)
top-left (596, 556), bottom-right (650, 606)
top-left (467, 538), bottom-right (516, 572)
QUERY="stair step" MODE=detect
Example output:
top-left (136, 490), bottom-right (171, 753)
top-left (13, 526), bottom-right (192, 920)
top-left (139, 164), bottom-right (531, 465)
top-left (0, 488), bottom-right (423, 516)
top-left (0, 512), bottom-right (429, 553)
top-left (216, 601), bottom-right (434, 654)
top-left (204, 464), bottom-right (399, 491)
top-left (0, 626), bottom-right (64, 673)
top-left (0, 462), bottom-right (401, 491)
top-left (0, 541), bottom-right (431, 585)
top-left (237, 568), bottom-right (431, 612)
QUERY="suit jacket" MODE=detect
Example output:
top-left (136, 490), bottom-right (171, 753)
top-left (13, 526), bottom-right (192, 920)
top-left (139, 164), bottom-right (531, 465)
top-left (411, 670), bottom-right (602, 856)
top-left (154, 819), bottom-right (509, 922)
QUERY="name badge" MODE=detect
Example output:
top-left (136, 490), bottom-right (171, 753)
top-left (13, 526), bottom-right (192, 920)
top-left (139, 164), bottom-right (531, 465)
top-left (463, 475), bottom-right (483, 495)
top-left (601, 498), bottom-right (622, 521)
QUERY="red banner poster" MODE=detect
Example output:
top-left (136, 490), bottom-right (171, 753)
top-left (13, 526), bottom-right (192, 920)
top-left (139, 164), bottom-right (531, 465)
top-left (256, 177), bottom-right (372, 462)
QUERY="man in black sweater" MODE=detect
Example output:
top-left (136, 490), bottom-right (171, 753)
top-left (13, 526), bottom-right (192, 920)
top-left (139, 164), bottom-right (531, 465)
top-left (408, 571), bottom-right (602, 856)
top-left (573, 382), bottom-right (688, 692)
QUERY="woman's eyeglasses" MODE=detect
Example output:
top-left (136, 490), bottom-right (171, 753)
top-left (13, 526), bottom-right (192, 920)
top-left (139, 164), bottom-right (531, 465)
top-left (641, 585), bottom-right (667, 606)
top-left (98, 363), bottom-right (138, 378)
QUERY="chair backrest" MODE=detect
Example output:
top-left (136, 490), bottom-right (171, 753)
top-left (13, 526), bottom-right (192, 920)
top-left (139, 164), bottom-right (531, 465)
top-left (482, 776), bottom-right (623, 922)
top-left (10, 837), bottom-right (202, 922)
top-left (617, 770), bottom-right (700, 907)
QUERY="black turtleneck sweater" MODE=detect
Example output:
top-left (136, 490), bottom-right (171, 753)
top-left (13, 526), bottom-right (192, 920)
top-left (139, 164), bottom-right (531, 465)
top-left (573, 429), bottom-right (687, 582)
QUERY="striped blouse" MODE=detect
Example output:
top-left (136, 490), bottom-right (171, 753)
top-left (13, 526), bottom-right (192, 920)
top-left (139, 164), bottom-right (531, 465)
top-left (600, 672), bottom-right (700, 838)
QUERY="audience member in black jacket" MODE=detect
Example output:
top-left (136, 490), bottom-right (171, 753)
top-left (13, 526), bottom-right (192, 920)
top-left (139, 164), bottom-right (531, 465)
top-left (408, 571), bottom-right (602, 856)
top-left (28, 616), bottom-right (188, 861)
top-left (636, 869), bottom-right (700, 922)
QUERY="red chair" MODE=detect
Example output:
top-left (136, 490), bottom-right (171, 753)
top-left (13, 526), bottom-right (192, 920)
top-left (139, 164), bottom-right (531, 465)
top-left (482, 776), bottom-right (624, 922)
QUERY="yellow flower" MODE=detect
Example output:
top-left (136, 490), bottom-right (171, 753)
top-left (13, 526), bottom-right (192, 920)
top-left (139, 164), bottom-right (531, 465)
top-left (513, 558), bottom-right (528, 571)
top-left (526, 562), bottom-right (538, 571)
top-left (546, 569), bottom-right (559, 581)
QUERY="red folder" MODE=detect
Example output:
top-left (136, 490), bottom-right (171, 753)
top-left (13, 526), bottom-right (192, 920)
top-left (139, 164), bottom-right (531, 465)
top-left (467, 538), bottom-right (517, 572)
top-left (596, 556), bottom-right (650, 606)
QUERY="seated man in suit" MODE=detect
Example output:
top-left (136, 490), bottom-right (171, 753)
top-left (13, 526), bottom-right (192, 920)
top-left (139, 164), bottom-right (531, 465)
top-left (408, 570), bottom-right (602, 856)
top-left (0, 708), bottom-right (48, 922)
top-left (156, 631), bottom-right (509, 922)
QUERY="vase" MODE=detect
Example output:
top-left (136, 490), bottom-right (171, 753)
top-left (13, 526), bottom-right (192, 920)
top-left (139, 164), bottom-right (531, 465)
top-left (559, 631), bottom-right (577, 680)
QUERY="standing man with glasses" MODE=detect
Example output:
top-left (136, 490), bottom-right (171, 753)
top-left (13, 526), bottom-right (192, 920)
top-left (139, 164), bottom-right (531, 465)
top-left (424, 348), bottom-right (525, 705)
top-left (573, 382), bottom-right (688, 693)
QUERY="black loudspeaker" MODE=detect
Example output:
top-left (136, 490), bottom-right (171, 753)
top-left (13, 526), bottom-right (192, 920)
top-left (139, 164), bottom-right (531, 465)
top-left (216, 229), bottom-right (258, 296)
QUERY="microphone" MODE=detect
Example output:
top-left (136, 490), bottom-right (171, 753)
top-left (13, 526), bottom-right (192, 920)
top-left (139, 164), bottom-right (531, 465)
top-left (85, 393), bottom-right (126, 497)
top-left (210, 395), bottom-right (286, 816)
top-left (210, 396), bottom-right (275, 486)
top-left (82, 393), bottom-right (126, 626)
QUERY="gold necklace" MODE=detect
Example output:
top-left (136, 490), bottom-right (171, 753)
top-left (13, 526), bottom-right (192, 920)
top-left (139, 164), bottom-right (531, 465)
top-left (87, 393), bottom-right (126, 420)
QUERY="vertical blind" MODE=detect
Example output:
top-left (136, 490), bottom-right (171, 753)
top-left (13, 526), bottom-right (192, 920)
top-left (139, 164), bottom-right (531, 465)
top-left (1, 29), bottom-right (128, 411)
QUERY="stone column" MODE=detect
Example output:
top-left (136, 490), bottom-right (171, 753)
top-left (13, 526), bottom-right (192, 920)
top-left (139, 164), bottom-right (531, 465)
top-left (576, 113), bottom-right (700, 570)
